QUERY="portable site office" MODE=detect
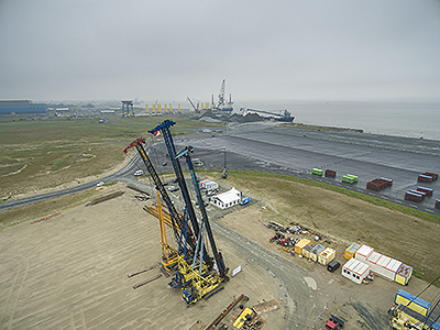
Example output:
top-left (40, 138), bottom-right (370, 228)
top-left (310, 244), bottom-right (325, 262)
top-left (294, 239), bottom-right (311, 255)
top-left (342, 258), bottom-right (370, 285)
top-left (355, 244), bottom-right (413, 285)
top-left (318, 247), bottom-right (335, 265)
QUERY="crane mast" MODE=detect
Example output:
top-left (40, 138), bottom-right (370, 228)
top-left (217, 79), bottom-right (226, 109)
top-left (123, 137), bottom-right (195, 256)
top-left (149, 120), bottom-right (212, 268)
top-left (175, 146), bottom-right (226, 278)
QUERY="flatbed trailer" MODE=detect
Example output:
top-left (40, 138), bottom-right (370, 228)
top-left (423, 172), bottom-right (439, 180)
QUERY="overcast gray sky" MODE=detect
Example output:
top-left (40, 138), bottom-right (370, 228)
top-left (1, 0), bottom-right (439, 103)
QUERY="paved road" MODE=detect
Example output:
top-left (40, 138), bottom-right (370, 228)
top-left (3, 122), bottom-right (440, 217)
top-left (167, 123), bottom-right (440, 215)
top-left (0, 156), bottom-right (141, 211)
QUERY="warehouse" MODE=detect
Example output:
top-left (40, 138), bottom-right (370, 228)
top-left (0, 100), bottom-right (46, 115)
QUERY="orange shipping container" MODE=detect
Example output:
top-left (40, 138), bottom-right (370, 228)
top-left (344, 243), bottom-right (361, 260)
top-left (294, 239), bottom-right (311, 255)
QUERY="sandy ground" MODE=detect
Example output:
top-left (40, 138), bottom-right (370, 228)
top-left (0, 184), bottom-right (285, 330)
top-left (1, 182), bottom-right (439, 330)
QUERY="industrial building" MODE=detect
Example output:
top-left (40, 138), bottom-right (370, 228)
top-left (0, 100), bottom-right (46, 115)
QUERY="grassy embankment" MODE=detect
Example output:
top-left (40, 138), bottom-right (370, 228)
top-left (196, 169), bottom-right (440, 284)
top-left (0, 115), bottom-right (223, 199)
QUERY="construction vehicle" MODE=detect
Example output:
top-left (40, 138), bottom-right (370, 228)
top-left (123, 138), bottom-right (195, 269)
top-left (149, 120), bottom-right (210, 268)
top-left (233, 307), bottom-right (264, 330)
top-left (389, 288), bottom-right (440, 330)
top-left (322, 315), bottom-right (345, 330)
top-left (176, 145), bottom-right (227, 304)
top-left (150, 121), bottom-right (228, 304)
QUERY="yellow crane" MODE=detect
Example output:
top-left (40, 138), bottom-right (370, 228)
top-left (156, 190), bottom-right (179, 270)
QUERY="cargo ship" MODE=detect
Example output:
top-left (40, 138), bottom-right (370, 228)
top-left (239, 108), bottom-right (295, 122)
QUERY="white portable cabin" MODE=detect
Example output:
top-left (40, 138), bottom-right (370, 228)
top-left (354, 244), bottom-right (374, 263)
top-left (209, 187), bottom-right (242, 209)
top-left (355, 244), bottom-right (411, 284)
top-left (199, 179), bottom-right (219, 191)
top-left (365, 251), bottom-right (382, 273)
top-left (342, 258), bottom-right (370, 285)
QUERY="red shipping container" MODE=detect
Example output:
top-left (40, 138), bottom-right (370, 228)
top-left (423, 172), bottom-right (438, 180)
top-left (325, 169), bottom-right (336, 177)
top-left (417, 186), bottom-right (433, 196)
top-left (418, 175), bottom-right (433, 183)
top-left (405, 191), bottom-right (423, 202)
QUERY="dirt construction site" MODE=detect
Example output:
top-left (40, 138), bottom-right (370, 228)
top-left (1, 172), bottom-right (440, 330)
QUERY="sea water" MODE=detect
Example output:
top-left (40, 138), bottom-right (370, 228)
top-left (234, 100), bottom-right (440, 141)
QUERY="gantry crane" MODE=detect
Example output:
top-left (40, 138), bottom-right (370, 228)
top-left (123, 137), bottom-right (195, 268)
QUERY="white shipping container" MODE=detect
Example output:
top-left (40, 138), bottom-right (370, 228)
top-left (355, 244), bottom-right (374, 263)
top-left (375, 255), bottom-right (392, 278)
top-left (387, 259), bottom-right (403, 281)
top-left (366, 251), bottom-right (383, 274)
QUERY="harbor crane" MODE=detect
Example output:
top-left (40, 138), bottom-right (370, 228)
top-left (187, 97), bottom-right (200, 113)
top-left (211, 79), bottom-right (233, 112)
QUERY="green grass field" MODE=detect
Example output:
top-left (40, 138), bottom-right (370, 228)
top-left (0, 115), bottom-right (224, 199)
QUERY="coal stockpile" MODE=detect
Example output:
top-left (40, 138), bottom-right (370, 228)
top-left (198, 110), bottom-right (265, 123)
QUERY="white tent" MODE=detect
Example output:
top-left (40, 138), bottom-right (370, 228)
top-left (209, 187), bottom-right (242, 209)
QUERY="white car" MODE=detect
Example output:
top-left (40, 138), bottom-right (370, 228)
top-left (97, 181), bottom-right (105, 187)
top-left (134, 170), bottom-right (144, 176)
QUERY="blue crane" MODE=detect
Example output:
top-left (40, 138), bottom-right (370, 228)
top-left (149, 120), bottom-right (213, 268)
top-left (175, 145), bottom-right (226, 278)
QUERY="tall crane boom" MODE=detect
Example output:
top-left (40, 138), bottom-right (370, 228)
top-left (217, 79), bottom-right (226, 108)
top-left (149, 120), bottom-right (212, 268)
top-left (123, 137), bottom-right (195, 254)
top-left (175, 146), bottom-right (226, 278)
top-left (187, 97), bottom-right (200, 113)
